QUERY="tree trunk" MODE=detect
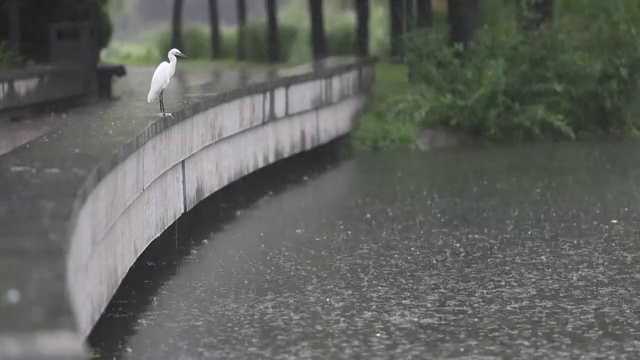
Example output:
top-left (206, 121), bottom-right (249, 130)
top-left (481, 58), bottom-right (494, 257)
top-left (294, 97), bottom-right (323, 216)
top-left (447, 0), bottom-right (481, 46)
top-left (236, 0), bottom-right (247, 60)
top-left (266, 0), bottom-right (280, 62)
top-left (171, 0), bottom-right (184, 50)
top-left (208, 0), bottom-right (222, 59)
top-left (405, 0), bottom-right (414, 33)
top-left (308, 0), bottom-right (328, 60)
top-left (389, 0), bottom-right (404, 59)
top-left (520, 0), bottom-right (554, 32)
top-left (355, 0), bottom-right (369, 57)
top-left (416, 0), bottom-right (433, 28)
top-left (7, 0), bottom-right (21, 57)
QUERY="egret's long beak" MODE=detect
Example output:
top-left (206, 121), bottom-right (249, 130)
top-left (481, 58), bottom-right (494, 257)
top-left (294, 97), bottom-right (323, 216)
top-left (177, 53), bottom-right (189, 59)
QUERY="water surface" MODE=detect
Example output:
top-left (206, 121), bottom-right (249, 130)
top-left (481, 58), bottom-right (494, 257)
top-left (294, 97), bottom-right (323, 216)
top-left (90, 140), bottom-right (640, 359)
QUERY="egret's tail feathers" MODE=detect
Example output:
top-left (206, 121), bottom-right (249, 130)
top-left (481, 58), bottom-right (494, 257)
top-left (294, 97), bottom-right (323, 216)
top-left (147, 91), bottom-right (157, 103)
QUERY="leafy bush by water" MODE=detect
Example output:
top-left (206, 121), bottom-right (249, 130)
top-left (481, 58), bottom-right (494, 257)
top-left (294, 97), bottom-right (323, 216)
top-left (398, 0), bottom-right (640, 142)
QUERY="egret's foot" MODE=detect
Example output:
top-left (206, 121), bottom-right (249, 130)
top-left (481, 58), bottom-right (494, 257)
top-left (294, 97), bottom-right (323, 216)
top-left (158, 112), bottom-right (174, 119)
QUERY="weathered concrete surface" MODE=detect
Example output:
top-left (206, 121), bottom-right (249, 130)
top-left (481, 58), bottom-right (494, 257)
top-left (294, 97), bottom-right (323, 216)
top-left (0, 57), bottom-right (374, 359)
top-left (0, 66), bottom-right (85, 121)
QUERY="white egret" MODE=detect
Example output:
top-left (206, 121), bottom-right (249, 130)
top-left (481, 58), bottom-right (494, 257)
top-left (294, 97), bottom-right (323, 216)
top-left (147, 48), bottom-right (189, 116)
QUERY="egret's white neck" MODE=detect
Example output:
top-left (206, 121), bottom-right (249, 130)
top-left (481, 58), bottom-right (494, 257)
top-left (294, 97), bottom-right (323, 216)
top-left (168, 54), bottom-right (177, 64)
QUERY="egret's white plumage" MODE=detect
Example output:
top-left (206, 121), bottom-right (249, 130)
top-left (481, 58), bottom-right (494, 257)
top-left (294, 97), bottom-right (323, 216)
top-left (147, 48), bottom-right (188, 115)
top-left (147, 61), bottom-right (171, 103)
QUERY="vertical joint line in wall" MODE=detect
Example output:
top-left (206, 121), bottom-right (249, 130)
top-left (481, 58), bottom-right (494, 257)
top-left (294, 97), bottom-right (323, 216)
top-left (268, 89), bottom-right (275, 122)
top-left (325, 76), bottom-right (331, 106)
top-left (181, 160), bottom-right (187, 213)
top-left (263, 90), bottom-right (268, 123)
top-left (285, 85), bottom-right (289, 117)
top-left (316, 107), bottom-right (320, 142)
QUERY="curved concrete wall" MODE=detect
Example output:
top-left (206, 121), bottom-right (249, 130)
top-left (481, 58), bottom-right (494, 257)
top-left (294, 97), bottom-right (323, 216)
top-left (0, 57), bottom-right (374, 359)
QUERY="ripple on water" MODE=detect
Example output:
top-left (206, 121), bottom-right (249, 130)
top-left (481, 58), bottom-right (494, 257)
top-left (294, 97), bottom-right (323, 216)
top-left (90, 141), bottom-right (640, 359)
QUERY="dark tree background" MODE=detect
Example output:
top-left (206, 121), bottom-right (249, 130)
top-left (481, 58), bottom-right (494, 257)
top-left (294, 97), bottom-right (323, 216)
top-left (355, 0), bottom-right (370, 57)
top-left (171, 0), bottom-right (184, 49)
top-left (236, 0), bottom-right (247, 60)
top-left (389, 0), bottom-right (404, 59)
top-left (416, 0), bottom-right (433, 28)
top-left (265, 0), bottom-right (280, 62)
top-left (308, 0), bottom-right (327, 60)
top-left (448, 0), bottom-right (481, 45)
top-left (5, 0), bottom-right (20, 54)
top-left (405, 0), bottom-right (414, 32)
top-left (0, 0), bottom-right (112, 63)
top-left (208, 0), bottom-right (222, 59)
top-left (520, 0), bottom-right (554, 32)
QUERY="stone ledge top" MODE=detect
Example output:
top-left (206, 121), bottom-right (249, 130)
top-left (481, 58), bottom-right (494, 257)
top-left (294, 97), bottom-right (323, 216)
top-left (0, 56), bottom-right (374, 334)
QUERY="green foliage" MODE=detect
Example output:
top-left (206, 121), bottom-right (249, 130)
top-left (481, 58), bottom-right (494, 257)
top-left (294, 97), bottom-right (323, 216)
top-left (0, 42), bottom-right (21, 69)
top-left (327, 20), bottom-right (357, 57)
top-left (103, 0), bottom-right (391, 65)
top-left (156, 24), bottom-right (212, 60)
top-left (400, 0), bottom-right (640, 141)
top-left (151, 22), bottom-right (299, 63)
top-left (351, 92), bottom-right (430, 152)
top-left (398, 0), bottom-right (640, 142)
top-left (241, 23), bottom-right (299, 62)
top-left (369, 3), bottom-right (391, 59)
top-left (350, 63), bottom-right (427, 152)
top-left (100, 41), bottom-right (159, 65)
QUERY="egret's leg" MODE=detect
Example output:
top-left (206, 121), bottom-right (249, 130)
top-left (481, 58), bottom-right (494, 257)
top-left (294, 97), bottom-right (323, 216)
top-left (159, 90), bottom-right (165, 115)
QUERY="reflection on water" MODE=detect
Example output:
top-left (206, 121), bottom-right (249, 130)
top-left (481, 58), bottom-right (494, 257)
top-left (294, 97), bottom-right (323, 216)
top-left (90, 140), bottom-right (640, 359)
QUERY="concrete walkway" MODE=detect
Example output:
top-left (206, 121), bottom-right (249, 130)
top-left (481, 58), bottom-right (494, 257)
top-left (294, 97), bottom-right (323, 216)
top-left (0, 65), bottom-right (263, 156)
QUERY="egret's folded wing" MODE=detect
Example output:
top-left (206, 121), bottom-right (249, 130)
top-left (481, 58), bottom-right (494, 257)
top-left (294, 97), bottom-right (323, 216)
top-left (147, 62), bottom-right (169, 103)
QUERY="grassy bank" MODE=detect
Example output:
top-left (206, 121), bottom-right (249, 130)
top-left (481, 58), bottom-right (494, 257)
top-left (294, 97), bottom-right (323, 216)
top-left (348, 62), bottom-right (428, 153)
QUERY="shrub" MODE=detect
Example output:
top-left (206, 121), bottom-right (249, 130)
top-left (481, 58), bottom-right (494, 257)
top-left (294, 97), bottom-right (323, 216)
top-left (400, 0), bottom-right (640, 142)
top-left (241, 22), bottom-right (299, 62)
top-left (351, 91), bottom-right (430, 152)
top-left (326, 15), bottom-right (357, 56)
top-left (369, 3), bottom-right (391, 59)
top-left (101, 41), bottom-right (159, 64)
top-left (156, 24), bottom-right (212, 60)
top-left (153, 22), bottom-right (300, 63)
top-left (0, 42), bottom-right (20, 68)
top-left (220, 27), bottom-right (237, 59)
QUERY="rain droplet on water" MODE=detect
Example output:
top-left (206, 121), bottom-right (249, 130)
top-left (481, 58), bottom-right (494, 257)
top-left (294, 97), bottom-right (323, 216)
top-left (5, 288), bottom-right (20, 304)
